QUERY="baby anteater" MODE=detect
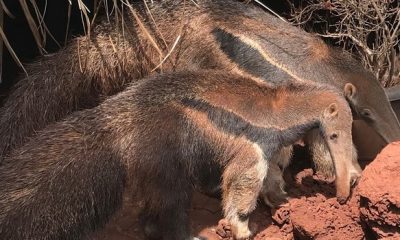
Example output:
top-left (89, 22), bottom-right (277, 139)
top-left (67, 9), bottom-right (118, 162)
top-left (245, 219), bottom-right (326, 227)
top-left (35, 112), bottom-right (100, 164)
top-left (0, 71), bottom-right (357, 240)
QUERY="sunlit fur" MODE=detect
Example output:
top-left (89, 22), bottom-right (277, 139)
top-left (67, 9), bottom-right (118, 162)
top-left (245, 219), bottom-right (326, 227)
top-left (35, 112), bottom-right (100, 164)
top-left (0, 71), bottom-right (357, 240)
top-left (0, 0), bottom-right (398, 170)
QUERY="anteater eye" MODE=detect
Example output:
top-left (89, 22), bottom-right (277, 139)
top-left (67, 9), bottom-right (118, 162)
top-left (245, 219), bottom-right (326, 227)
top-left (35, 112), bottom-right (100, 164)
top-left (330, 133), bottom-right (338, 140)
top-left (361, 109), bottom-right (372, 118)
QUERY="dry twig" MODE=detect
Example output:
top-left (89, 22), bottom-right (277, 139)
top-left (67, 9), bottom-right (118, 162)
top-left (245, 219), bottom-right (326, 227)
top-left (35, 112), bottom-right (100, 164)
top-left (290, 0), bottom-right (400, 86)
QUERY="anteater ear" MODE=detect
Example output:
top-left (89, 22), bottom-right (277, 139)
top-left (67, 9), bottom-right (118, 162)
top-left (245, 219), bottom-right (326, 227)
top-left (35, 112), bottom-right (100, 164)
top-left (324, 103), bottom-right (338, 118)
top-left (344, 83), bottom-right (357, 99)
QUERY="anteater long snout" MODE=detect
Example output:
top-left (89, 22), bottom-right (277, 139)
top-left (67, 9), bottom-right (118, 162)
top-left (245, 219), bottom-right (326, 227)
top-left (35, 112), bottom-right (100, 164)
top-left (321, 102), bottom-right (355, 203)
top-left (331, 146), bottom-right (353, 203)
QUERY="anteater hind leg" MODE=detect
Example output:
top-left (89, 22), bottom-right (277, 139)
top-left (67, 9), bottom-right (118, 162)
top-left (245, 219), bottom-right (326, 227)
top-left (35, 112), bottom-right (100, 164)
top-left (139, 182), bottom-right (193, 240)
top-left (222, 143), bottom-right (267, 239)
top-left (261, 146), bottom-right (292, 208)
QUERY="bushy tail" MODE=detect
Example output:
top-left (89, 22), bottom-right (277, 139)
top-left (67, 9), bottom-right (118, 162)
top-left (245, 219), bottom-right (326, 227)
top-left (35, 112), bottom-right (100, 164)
top-left (0, 43), bottom-right (94, 161)
top-left (0, 128), bottom-right (127, 240)
top-left (0, 32), bottom-right (143, 162)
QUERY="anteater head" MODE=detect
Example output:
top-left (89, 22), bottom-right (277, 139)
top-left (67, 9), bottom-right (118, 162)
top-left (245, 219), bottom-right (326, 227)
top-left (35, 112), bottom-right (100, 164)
top-left (320, 100), bottom-right (359, 203)
top-left (211, 24), bottom-right (400, 146)
top-left (342, 72), bottom-right (400, 144)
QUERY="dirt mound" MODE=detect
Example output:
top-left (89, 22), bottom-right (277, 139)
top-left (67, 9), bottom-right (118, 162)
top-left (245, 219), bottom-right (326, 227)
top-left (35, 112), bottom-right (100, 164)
top-left (90, 143), bottom-right (400, 240)
top-left (284, 169), bottom-right (364, 240)
top-left (210, 168), bottom-right (364, 240)
top-left (358, 142), bottom-right (400, 239)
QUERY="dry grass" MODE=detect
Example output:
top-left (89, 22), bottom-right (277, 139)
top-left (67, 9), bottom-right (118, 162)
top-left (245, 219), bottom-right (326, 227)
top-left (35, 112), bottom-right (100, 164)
top-left (0, 0), bottom-right (107, 83)
top-left (288, 0), bottom-right (400, 87)
top-left (0, 0), bottom-right (398, 86)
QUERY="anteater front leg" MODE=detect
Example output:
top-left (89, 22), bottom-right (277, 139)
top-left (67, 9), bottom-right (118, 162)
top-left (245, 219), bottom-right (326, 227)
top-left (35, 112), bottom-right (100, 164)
top-left (221, 143), bottom-right (267, 239)
top-left (260, 146), bottom-right (292, 208)
top-left (261, 162), bottom-right (287, 208)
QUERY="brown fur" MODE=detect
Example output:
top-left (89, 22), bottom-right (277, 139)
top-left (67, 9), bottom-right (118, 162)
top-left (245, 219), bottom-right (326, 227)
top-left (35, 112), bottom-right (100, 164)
top-left (261, 145), bottom-right (293, 207)
top-left (0, 0), bottom-right (377, 211)
top-left (0, 0), bottom-right (397, 165)
top-left (0, 70), bottom-right (356, 239)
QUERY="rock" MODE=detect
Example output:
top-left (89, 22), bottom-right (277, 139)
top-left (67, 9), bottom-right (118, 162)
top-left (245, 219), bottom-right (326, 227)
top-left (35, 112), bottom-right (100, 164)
top-left (254, 223), bottom-right (293, 240)
top-left (287, 169), bottom-right (364, 240)
top-left (289, 195), bottom-right (364, 240)
top-left (358, 141), bottom-right (400, 239)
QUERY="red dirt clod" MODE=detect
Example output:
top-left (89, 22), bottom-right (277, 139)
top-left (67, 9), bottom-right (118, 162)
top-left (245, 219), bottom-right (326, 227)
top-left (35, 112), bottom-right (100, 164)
top-left (285, 168), bottom-right (364, 240)
top-left (90, 143), bottom-right (400, 240)
top-left (357, 141), bottom-right (400, 239)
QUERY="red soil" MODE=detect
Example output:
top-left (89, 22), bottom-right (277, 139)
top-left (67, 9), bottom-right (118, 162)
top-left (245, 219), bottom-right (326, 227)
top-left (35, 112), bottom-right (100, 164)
top-left (358, 142), bottom-right (400, 239)
top-left (89, 143), bottom-right (400, 240)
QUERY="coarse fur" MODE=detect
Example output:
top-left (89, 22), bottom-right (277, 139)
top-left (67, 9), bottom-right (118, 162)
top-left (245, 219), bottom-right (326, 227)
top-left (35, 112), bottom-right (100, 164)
top-left (0, 0), bottom-right (397, 162)
top-left (0, 0), bottom-right (394, 207)
top-left (0, 71), bottom-right (357, 240)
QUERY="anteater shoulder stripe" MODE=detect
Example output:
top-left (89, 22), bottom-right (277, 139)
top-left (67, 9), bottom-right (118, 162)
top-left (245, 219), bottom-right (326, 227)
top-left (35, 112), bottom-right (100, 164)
top-left (180, 98), bottom-right (320, 149)
top-left (212, 28), bottom-right (293, 85)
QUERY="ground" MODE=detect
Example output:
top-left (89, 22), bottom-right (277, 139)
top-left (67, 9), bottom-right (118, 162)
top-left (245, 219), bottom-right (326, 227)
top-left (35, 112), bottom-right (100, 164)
top-left (88, 143), bottom-right (400, 240)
